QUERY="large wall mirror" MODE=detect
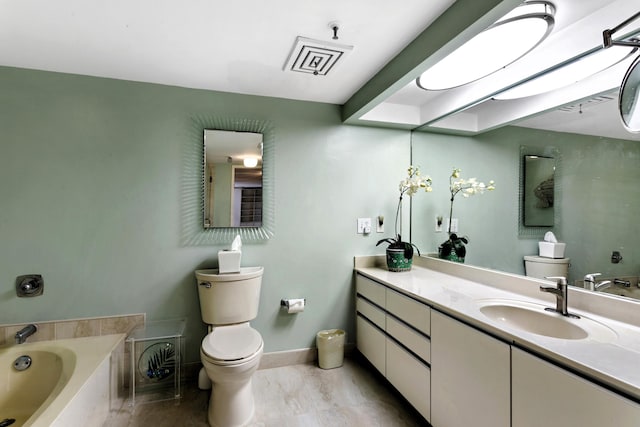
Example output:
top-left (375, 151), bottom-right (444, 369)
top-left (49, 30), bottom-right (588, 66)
top-left (182, 117), bottom-right (274, 246)
top-left (204, 130), bottom-right (263, 228)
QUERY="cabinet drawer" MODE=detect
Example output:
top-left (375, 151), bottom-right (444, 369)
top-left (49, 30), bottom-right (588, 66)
top-left (356, 297), bottom-right (385, 329)
top-left (356, 275), bottom-right (386, 307)
top-left (386, 316), bottom-right (430, 363)
top-left (356, 315), bottom-right (386, 375)
top-left (387, 338), bottom-right (431, 422)
top-left (386, 289), bottom-right (430, 335)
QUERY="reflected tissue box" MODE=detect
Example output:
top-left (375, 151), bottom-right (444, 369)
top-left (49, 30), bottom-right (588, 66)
top-left (538, 242), bottom-right (566, 258)
top-left (218, 250), bottom-right (241, 274)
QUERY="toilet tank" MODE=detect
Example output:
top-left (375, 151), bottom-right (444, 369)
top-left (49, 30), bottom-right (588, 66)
top-left (195, 267), bottom-right (263, 325)
top-left (523, 256), bottom-right (570, 280)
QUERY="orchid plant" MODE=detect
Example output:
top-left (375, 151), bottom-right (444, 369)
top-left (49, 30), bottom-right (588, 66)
top-left (440, 168), bottom-right (495, 261)
top-left (377, 165), bottom-right (432, 254)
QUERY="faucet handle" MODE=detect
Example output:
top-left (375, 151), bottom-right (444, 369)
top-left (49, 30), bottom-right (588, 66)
top-left (545, 276), bottom-right (567, 285)
top-left (584, 273), bottom-right (601, 280)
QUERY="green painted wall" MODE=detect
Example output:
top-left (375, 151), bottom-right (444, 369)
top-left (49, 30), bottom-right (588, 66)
top-left (0, 67), bottom-right (410, 363)
top-left (3, 65), bottom-right (638, 364)
top-left (411, 127), bottom-right (640, 283)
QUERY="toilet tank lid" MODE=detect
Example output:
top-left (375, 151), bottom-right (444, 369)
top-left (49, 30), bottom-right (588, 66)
top-left (202, 324), bottom-right (262, 361)
top-left (524, 255), bottom-right (570, 264)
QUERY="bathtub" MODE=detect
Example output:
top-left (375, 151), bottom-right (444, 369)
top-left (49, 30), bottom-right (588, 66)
top-left (0, 334), bottom-right (124, 427)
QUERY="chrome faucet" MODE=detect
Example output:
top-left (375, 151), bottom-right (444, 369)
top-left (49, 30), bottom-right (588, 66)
top-left (540, 276), bottom-right (580, 318)
top-left (15, 324), bottom-right (37, 344)
top-left (613, 278), bottom-right (632, 288)
top-left (584, 273), bottom-right (611, 292)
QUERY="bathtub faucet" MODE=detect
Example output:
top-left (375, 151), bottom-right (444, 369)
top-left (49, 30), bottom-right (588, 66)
top-left (15, 324), bottom-right (37, 344)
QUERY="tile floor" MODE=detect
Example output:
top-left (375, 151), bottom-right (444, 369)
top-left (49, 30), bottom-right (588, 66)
top-left (104, 355), bottom-right (428, 426)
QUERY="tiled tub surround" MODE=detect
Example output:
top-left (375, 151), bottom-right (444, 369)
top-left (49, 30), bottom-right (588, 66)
top-left (355, 255), bottom-right (640, 426)
top-left (0, 314), bottom-right (145, 345)
top-left (0, 334), bottom-right (125, 427)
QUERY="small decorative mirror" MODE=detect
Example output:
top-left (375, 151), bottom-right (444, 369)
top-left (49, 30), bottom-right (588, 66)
top-left (204, 130), bottom-right (263, 228)
top-left (522, 155), bottom-right (555, 227)
top-left (181, 117), bottom-right (274, 246)
top-left (619, 55), bottom-right (640, 133)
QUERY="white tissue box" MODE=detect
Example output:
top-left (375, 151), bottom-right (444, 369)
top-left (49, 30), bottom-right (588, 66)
top-left (538, 242), bottom-right (566, 259)
top-left (218, 250), bottom-right (241, 273)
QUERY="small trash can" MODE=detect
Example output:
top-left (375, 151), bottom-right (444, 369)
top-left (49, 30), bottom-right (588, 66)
top-left (316, 329), bottom-right (345, 369)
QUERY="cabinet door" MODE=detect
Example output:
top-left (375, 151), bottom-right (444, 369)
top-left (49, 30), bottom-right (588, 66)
top-left (387, 338), bottom-right (431, 422)
top-left (512, 348), bottom-right (640, 427)
top-left (356, 314), bottom-right (386, 375)
top-left (431, 311), bottom-right (510, 427)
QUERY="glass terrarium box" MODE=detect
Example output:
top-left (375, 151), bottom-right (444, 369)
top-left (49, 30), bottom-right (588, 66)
top-left (126, 319), bottom-right (185, 406)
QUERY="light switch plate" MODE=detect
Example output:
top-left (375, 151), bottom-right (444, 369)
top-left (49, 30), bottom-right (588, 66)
top-left (357, 218), bottom-right (372, 234)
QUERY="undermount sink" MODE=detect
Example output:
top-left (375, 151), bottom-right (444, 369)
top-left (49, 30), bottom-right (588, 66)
top-left (476, 299), bottom-right (617, 342)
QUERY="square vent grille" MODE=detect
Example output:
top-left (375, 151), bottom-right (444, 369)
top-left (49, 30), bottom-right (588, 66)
top-left (558, 94), bottom-right (617, 113)
top-left (283, 36), bottom-right (353, 76)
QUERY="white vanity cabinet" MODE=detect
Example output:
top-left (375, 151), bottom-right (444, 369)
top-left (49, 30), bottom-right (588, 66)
top-left (431, 311), bottom-right (510, 427)
top-left (355, 274), bottom-right (431, 421)
top-left (512, 348), bottom-right (640, 427)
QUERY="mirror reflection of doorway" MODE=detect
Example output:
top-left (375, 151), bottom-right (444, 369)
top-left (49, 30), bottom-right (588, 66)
top-left (203, 130), bottom-right (263, 228)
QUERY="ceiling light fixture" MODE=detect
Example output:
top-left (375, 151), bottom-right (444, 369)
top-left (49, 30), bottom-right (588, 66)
top-left (493, 45), bottom-right (638, 100)
top-left (416, 1), bottom-right (554, 91)
top-left (243, 158), bottom-right (259, 168)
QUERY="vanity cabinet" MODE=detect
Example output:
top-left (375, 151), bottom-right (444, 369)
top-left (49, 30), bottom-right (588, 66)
top-left (431, 311), bottom-right (510, 427)
top-left (512, 348), bottom-right (640, 427)
top-left (355, 274), bottom-right (431, 421)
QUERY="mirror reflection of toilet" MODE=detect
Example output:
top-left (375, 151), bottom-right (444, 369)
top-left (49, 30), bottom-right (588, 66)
top-left (195, 267), bottom-right (264, 427)
top-left (523, 255), bottom-right (570, 279)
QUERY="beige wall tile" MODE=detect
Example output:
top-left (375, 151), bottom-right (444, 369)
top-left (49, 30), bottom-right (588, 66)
top-left (101, 315), bottom-right (145, 336)
top-left (56, 319), bottom-right (101, 339)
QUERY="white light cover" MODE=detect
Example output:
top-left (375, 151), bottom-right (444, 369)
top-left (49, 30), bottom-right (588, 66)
top-left (495, 47), bottom-right (638, 100)
top-left (417, 3), bottom-right (553, 90)
top-left (243, 157), bottom-right (258, 168)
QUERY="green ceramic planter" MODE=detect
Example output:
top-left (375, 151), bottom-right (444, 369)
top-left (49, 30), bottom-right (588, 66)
top-left (386, 248), bottom-right (413, 272)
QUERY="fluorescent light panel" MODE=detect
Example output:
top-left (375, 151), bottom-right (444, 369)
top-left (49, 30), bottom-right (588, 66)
top-left (494, 46), bottom-right (638, 100)
top-left (417, 1), bottom-right (554, 91)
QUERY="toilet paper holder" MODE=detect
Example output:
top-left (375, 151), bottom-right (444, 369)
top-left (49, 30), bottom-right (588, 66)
top-left (280, 298), bottom-right (306, 309)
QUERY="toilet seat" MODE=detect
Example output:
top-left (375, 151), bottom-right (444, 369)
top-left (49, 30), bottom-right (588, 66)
top-left (202, 323), bottom-right (263, 365)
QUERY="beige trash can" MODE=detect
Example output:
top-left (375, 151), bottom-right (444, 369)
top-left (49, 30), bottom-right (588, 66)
top-left (316, 329), bottom-right (345, 369)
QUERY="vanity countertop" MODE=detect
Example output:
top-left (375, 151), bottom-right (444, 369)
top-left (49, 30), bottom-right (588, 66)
top-left (355, 256), bottom-right (640, 401)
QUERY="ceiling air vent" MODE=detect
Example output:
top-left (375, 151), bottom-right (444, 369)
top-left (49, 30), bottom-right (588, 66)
top-left (283, 36), bottom-right (353, 76)
top-left (558, 94), bottom-right (617, 113)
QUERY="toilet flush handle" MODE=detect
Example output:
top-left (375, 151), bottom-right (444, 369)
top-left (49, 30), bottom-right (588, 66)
top-left (199, 281), bottom-right (212, 289)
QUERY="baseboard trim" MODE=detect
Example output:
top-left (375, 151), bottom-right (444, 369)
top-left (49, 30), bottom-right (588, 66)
top-left (185, 344), bottom-right (355, 377)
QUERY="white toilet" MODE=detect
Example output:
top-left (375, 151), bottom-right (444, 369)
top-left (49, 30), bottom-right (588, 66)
top-left (523, 255), bottom-right (570, 279)
top-left (195, 267), bottom-right (264, 427)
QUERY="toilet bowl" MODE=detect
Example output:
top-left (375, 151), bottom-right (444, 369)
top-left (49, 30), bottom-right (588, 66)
top-left (200, 323), bottom-right (264, 427)
top-left (195, 267), bottom-right (264, 427)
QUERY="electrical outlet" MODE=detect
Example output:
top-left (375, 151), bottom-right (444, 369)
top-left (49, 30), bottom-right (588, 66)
top-left (357, 218), bottom-right (372, 234)
top-left (450, 218), bottom-right (459, 233)
top-left (435, 215), bottom-right (443, 232)
top-left (376, 215), bottom-right (384, 233)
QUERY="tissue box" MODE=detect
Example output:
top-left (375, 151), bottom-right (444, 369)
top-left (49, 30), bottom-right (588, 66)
top-left (538, 242), bottom-right (566, 259)
top-left (218, 250), bottom-right (241, 273)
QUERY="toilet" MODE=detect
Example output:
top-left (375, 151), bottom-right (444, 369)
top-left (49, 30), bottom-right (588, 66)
top-left (523, 255), bottom-right (570, 279)
top-left (195, 267), bottom-right (264, 427)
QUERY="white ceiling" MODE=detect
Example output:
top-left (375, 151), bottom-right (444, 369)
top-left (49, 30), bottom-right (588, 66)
top-left (0, 0), bottom-right (453, 104)
top-left (1, 0), bottom-right (639, 141)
